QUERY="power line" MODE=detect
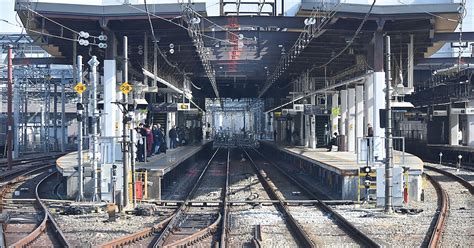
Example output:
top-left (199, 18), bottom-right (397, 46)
top-left (20, 3), bottom-right (100, 39)
top-left (310, 0), bottom-right (376, 71)
top-left (122, 1), bottom-right (236, 45)
top-left (182, 4), bottom-right (254, 42)
top-left (143, 0), bottom-right (183, 74)
top-left (397, 0), bottom-right (459, 22)
top-left (1, 18), bottom-right (76, 42)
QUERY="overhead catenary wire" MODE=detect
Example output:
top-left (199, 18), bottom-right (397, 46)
top-left (122, 0), bottom-right (236, 45)
top-left (397, 0), bottom-right (459, 22)
top-left (259, 2), bottom-right (343, 97)
top-left (310, 0), bottom-right (376, 71)
top-left (143, 0), bottom-right (205, 98)
top-left (182, 4), bottom-right (254, 42)
top-left (1, 18), bottom-right (77, 42)
top-left (143, 0), bottom-right (184, 74)
top-left (20, 3), bottom-right (100, 39)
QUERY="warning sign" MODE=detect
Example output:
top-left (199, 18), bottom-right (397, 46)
top-left (74, 82), bottom-right (86, 94)
top-left (119, 82), bottom-right (132, 94)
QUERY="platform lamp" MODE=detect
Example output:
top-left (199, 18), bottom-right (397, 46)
top-left (439, 152), bottom-right (443, 165)
top-left (457, 154), bottom-right (462, 172)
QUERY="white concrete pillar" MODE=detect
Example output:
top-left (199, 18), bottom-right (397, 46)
top-left (355, 85), bottom-right (364, 150)
top-left (310, 95), bottom-right (316, 149)
top-left (347, 88), bottom-right (355, 152)
top-left (467, 115), bottom-right (474, 147)
top-left (103, 60), bottom-right (117, 138)
top-left (305, 113), bottom-right (310, 147)
top-left (449, 109), bottom-right (459, 146)
top-left (331, 93), bottom-right (339, 135)
top-left (299, 113), bottom-right (304, 146)
top-left (372, 72), bottom-right (386, 160)
top-left (340, 89), bottom-right (347, 137)
top-left (166, 93), bottom-right (175, 148)
top-left (364, 76), bottom-right (373, 136)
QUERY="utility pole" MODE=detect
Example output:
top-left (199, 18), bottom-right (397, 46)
top-left (384, 35), bottom-right (393, 214)
top-left (61, 72), bottom-right (66, 153)
top-left (123, 36), bottom-right (131, 209)
top-left (88, 56), bottom-right (100, 202)
top-left (7, 45), bottom-right (13, 170)
top-left (77, 55), bottom-right (84, 201)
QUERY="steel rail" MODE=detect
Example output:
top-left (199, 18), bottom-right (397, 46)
top-left (0, 163), bottom-right (53, 211)
top-left (219, 149), bottom-right (230, 248)
top-left (250, 147), bottom-right (380, 248)
top-left (241, 147), bottom-right (315, 247)
top-left (100, 214), bottom-right (175, 248)
top-left (0, 153), bottom-right (67, 168)
top-left (10, 171), bottom-right (71, 247)
top-left (164, 214), bottom-right (222, 248)
top-left (424, 164), bottom-right (474, 194)
top-left (152, 147), bottom-right (222, 247)
top-left (424, 173), bottom-right (449, 248)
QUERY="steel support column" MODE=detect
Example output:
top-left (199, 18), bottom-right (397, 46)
top-left (61, 73), bottom-right (66, 152)
top-left (77, 55), bottom-right (84, 201)
top-left (89, 56), bottom-right (100, 202)
top-left (384, 35), bottom-right (393, 213)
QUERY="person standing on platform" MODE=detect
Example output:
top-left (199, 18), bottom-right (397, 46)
top-left (273, 129), bottom-right (277, 141)
top-left (367, 123), bottom-right (374, 162)
top-left (367, 123), bottom-right (374, 137)
top-left (153, 124), bottom-right (163, 155)
top-left (169, 125), bottom-right (177, 149)
top-left (145, 124), bottom-right (153, 157)
top-left (136, 123), bottom-right (146, 162)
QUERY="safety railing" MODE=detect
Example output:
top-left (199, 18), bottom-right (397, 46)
top-left (357, 136), bottom-right (405, 166)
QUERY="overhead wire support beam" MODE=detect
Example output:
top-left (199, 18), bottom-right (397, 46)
top-left (142, 68), bottom-right (205, 113)
top-left (182, 5), bottom-right (220, 99)
top-left (258, 4), bottom-right (340, 98)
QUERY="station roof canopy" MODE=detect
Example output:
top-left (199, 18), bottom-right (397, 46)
top-left (15, 0), bottom-right (460, 100)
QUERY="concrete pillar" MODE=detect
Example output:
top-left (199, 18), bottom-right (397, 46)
top-left (449, 109), bottom-right (459, 145)
top-left (300, 113), bottom-right (304, 147)
top-left (355, 85), bottom-right (364, 149)
top-left (347, 88), bottom-right (355, 152)
top-left (372, 72), bottom-right (386, 160)
top-left (13, 74), bottom-right (19, 158)
top-left (103, 60), bottom-right (117, 138)
top-left (166, 94), bottom-right (175, 148)
top-left (467, 115), bottom-right (474, 147)
top-left (331, 93), bottom-right (339, 135)
top-left (340, 90), bottom-right (347, 137)
top-left (311, 95), bottom-right (316, 149)
top-left (364, 77), bottom-right (373, 135)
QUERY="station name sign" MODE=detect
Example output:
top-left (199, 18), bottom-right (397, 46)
top-left (149, 103), bottom-right (177, 113)
top-left (304, 105), bottom-right (329, 116)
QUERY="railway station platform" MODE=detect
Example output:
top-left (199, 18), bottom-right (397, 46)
top-left (427, 144), bottom-right (474, 166)
top-left (260, 141), bottom-right (424, 202)
top-left (55, 141), bottom-right (212, 200)
top-left (136, 141), bottom-right (212, 200)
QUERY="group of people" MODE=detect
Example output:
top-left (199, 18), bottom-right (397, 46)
top-left (135, 123), bottom-right (166, 162)
top-left (135, 123), bottom-right (202, 162)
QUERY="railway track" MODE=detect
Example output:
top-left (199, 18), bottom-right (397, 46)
top-left (0, 154), bottom-right (69, 247)
top-left (152, 148), bottom-right (228, 247)
top-left (424, 162), bottom-right (474, 248)
top-left (102, 147), bottom-right (379, 247)
top-left (0, 153), bottom-right (65, 182)
top-left (242, 147), bottom-right (380, 247)
top-left (103, 148), bottom-right (229, 247)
